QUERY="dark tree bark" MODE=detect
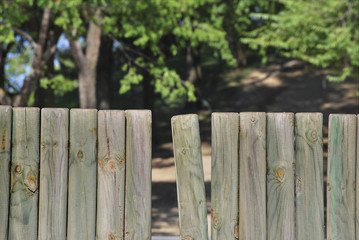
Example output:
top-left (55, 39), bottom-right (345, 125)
top-left (35, 53), bottom-right (55, 107)
top-left (96, 36), bottom-right (113, 109)
top-left (236, 41), bottom-right (247, 67)
top-left (69, 10), bottom-right (102, 108)
top-left (185, 44), bottom-right (202, 109)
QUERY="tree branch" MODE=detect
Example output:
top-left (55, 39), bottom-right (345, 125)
top-left (11, 26), bottom-right (38, 49)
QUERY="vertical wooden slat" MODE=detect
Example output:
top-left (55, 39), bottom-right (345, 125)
top-left (9, 107), bottom-right (40, 240)
top-left (171, 114), bottom-right (208, 240)
top-left (38, 108), bottom-right (69, 240)
top-left (67, 109), bottom-right (97, 240)
top-left (295, 113), bottom-right (324, 240)
top-left (211, 113), bottom-right (239, 239)
top-left (125, 110), bottom-right (151, 240)
top-left (97, 110), bottom-right (125, 240)
top-left (266, 113), bottom-right (295, 240)
top-left (327, 114), bottom-right (356, 240)
top-left (239, 112), bottom-right (266, 240)
top-left (0, 106), bottom-right (11, 239)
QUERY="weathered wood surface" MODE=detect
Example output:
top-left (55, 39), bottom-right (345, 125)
top-left (239, 112), bottom-right (266, 240)
top-left (67, 109), bottom-right (97, 240)
top-left (38, 108), bottom-right (69, 240)
top-left (97, 110), bottom-right (126, 240)
top-left (211, 113), bottom-right (239, 239)
top-left (295, 113), bottom-right (324, 240)
top-left (0, 106), bottom-right (11, 239)
top-left (357, 114), bottom-right (359, 240)
top-left (9, 108), bottom-right (40, 240)
top-left (171, 114), bottom-right (208, 240)
top-left (327, 114), bottom-right (356, 240)
top-left (266, 113), bottom-right (295, 240)
top-left (125, 110), bottom-right (152, 240)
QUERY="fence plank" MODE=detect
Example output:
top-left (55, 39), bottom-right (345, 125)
top-left (125, 110), bottom-right (151, 240)
top-left (67, 109), bottom-right (97, 240)
top-left (0, 106), bottom-right (11, 239)
top-left (171, 114), bottom-right (208, 240)
top-left (267, 113), bottom-right (295, 240)
top-left (327, 114), bottom-right (356, 240)
top-left (97, 110), bottom-right (126, 240)
top-left (239, 112), bottom-right (266, 240)
top-left (9, 107), bottom-right (40, 240)
top-left (211, 113), bottom-right (239, 239)
top-left (38, 108), bottom-right (69, 240)
top-left (295, 113), bottom-right (324, 240)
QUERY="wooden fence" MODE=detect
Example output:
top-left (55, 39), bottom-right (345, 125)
top-left (171, 112), bottom-right (358, 240)
top-left (0, 106), bottom-right (151, 240)
top-left (1, 107), bottom-right (357, 240)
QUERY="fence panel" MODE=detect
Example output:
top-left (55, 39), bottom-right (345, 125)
top-left (9, 107), bottom-right (40, 240)
top-left (0, 106), bottom-right (11, 239)
top-left (97, 110), bottom-right (126, 240)
top-left (67, 109), bottom-right (98, 240)
top-left (211, 113), bottom-right (239, 239)
top-left (266, 113), bottom-right (295, 240)
top-left (125, 110), bottom-right (152, 240)
top-left (239, 112), bottom-right (266, 240)
top-left (171, 114), bottom-right (208, 240)
top-left (327, 114), bottom-right (356, 240)
top-left (38, 108), bottom-right (69, 240)
top-left (295, 113), bottom-right (324, 240)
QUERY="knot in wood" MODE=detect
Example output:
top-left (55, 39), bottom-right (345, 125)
top-left (311, 130), bottom-right (317, 139)
top-left (182, 149), bottom-right (186, 155)
top-left (212, 213), bottom-right (222, 230)
top-left (277, 168), bottom-right (284, 180)
top-left (77, 150), bottom-right (84, 159)
top-left (108, 233), bottom-right (115, 240)
top-left (15, 165), bottom-right (22, 174)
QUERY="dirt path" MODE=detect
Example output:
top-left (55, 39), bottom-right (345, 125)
top-left (151, 64), bottom-right (358, 236)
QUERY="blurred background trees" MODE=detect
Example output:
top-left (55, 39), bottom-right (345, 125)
top-left (0, 0), bottom-right (357, 114)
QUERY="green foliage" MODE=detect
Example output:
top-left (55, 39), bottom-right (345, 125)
top-left (243, 0), bottom-right (359, 81)
top-left (40, 75), bottom-right (78, 96)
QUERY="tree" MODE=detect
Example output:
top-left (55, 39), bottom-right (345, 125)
top-left (243, 0), bottom-right (359, 81)
top-left (0, 1), bottom-right (61, 106)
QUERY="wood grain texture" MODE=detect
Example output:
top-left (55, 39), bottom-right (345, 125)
top-left (171, 114), bottom-right (208, 240)
top-left (97, 110), bottom-right (125, 240)
top-left (0, 106), bottom-right (11, 239)
top-left (67, 109), bottom-right (97, 240)
top-left (327, 114), bottom-right (356, 240)
top-left (357, 114), bottom-right (359, 240)
top-left (211, 113), bottom-right (239, 239)
top-left (266, 113), bottom-right (295, 240)
top-left (239, 112), bottom-right (266, 240)
top-left (295, 113), bottom-right (324, 240)
top-left (38, 108), bottom-right (69, 240)
top-left (9, 107), bottom-right (40, 240)
top-left (125, 110), bottom-right (151, 240)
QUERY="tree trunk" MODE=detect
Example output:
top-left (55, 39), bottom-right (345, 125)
top-left (35, 53), bottom-right (55, 107)
top-left (236, 41), bottom-right (247, 67)
top-left (186, 44), bottom-right (202, 109)
top-left (97, 36), bottom-right (113, 109)
top-left (69, 10), bottom-right (102, 109)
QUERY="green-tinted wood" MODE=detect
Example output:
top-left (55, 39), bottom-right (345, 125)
top-left (0, 106), bottom-right (11, 239)
top-left (9, 107), bottom-right (40, 240)
top-left (295, 113), bottom-right (324, 240)
top-left (239, 112), bottom-right (266, 240)
top-left (327, 114), bottom-right (356, 240)
top-left (125, 110), bottom-right (151, 240)
top-left (97, 110), bottom-right (125, 240)
top-left (67, 109), bottom-right (97, 240)
top-left (357, 114), bottom-right (359, 240)
top-left (38, 108), bottom-right (69, 240)
top-left (171, 114), bottom-right (208, 240)
top-left (211, 113), bottom-right (239, 239)
top-left (267, 113), bottom-right (295, 240)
